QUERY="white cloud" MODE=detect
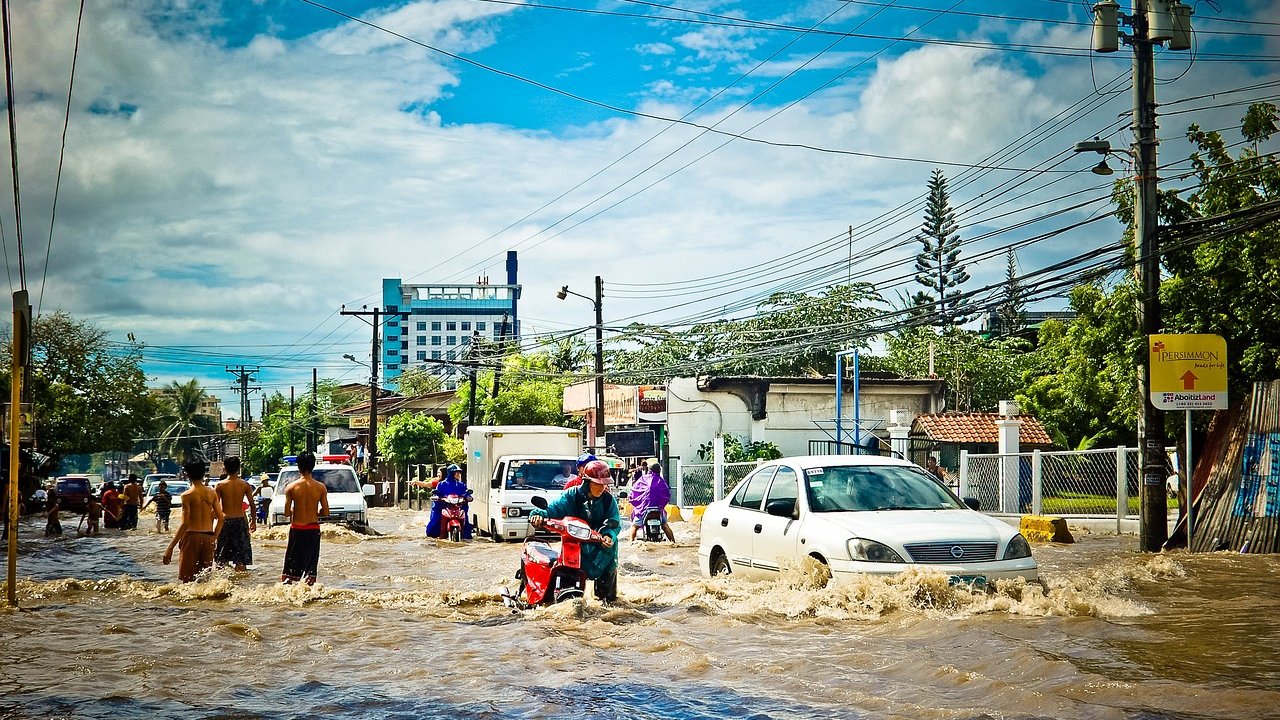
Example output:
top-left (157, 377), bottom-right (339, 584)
top-left (634, 42), bottom-right (675, 56)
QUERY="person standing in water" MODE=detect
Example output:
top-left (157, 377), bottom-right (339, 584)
top-left (143, 481), bottom-right (174, 533)
top-left (280, 451), bottom-right (328, 586)
top-left (162, 460), bottom-right (224, 583)
top-left (213, 456), bottom-right (257, 571)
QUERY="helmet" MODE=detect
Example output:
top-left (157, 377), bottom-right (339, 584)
top-left (446, 464), bottom-right (461, 474)
top-left (581, 460), bottom-right (612, 485)
top-left (576, 453), bottom-right (597, 467)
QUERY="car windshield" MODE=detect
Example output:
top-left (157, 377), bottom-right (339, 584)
top-left (277, 467), bottom-right (360, 494)
top-left (56, 479), bottom-right (89, 493)
top-left (804, 464), bottom-right (963, 512)
top-left (149, 482), bottom-right (188, 496)
top-left (504, 459), bottom-right (576, 490)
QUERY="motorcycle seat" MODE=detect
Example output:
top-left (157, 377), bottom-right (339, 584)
top-left (527, 541), bottom-right (560, 565)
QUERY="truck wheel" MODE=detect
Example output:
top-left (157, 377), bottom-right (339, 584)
top-left (491, 520), bottom-right (503, 543)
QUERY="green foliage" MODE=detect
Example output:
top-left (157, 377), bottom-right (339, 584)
top-left (996, 250), bottom-right (1025, 335)
top-left (914, 169), bottom-right (970, 326)
top-left (441, 435), bottom-right (466, 464)
top-left (395, 366), bottom-right (444, 397)
top-left (697, 435), bottom-right (783, 462)
top-left (378, 412), bottom-right (447, 467)
top-left (871, 326), bottom-right (1033, 412)
top-left (1, 311), bottom-right (162, 460)
top-left (449, 352), bottom-right (572, 428)
top-left (609, 283), bottom-right (884, 381)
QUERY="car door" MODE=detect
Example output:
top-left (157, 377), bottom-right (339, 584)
top-left (718, 466), bottom-right (775, 579)
top-left (751, 465), bottom-right (802, 576)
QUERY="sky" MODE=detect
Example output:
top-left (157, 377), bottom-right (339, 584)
top-left (3, 0), bottom-right (1279, 419)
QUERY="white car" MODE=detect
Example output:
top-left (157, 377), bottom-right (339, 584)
top-left (268, 459), bottom-right (374, 529)
top-left (698, 455), bottom-right (1038, 584)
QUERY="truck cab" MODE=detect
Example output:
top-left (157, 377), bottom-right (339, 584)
top-left (466, 425), bottom-right (583, 542)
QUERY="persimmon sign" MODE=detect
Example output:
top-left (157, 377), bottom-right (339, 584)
top-left (1149, 334), bottom-right (1228, 410)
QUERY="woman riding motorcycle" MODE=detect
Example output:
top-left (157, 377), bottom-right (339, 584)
top-left (426, 464), bottom-right (473, 539)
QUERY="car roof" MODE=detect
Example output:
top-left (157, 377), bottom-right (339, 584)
top-left (760, 455), bottom-right (917, 470)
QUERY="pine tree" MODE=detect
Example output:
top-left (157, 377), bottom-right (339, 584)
top-left (913, 169), bottom-right (970, 326)
top-left (996, 249), bottom-right (1025, 335)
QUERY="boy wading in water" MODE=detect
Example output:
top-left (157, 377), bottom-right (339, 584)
top-left (280, 451), bottom-right (328, 585)
top-left (162, 460), bottom-right (224, 582)
top-left (213, 456), bottom-right (256, 571)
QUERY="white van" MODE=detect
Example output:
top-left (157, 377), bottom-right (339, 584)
top-left (267, 457), bottom-right (375, 530)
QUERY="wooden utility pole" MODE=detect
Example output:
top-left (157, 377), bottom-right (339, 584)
top-left (6, 290), bottom-right (30, 608)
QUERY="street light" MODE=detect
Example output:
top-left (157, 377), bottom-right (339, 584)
top-left (558, 277), bottom-right (605, 447)
top-left (342, 352), bottom-right (377, 475)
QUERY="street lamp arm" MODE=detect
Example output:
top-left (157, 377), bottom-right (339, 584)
top-left (557, 285), bottom-right (594, 304)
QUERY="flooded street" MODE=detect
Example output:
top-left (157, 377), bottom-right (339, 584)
top-left (2, 507), bottom-right (1279, 719)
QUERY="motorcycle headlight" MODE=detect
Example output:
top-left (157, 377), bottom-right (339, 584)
top-left (1003, 534), bottom-right (1032, 560)
top-left (567, 523), bottom-right (592, 540)
top-left (847, 538), bottom-right (905, 563)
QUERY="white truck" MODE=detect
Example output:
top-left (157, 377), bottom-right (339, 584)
top-left (466, 425), bottom-right (583, 542)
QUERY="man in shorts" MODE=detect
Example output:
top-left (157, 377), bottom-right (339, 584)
top-left (280, 451), bottom-right (328, 586)
top-left (162, 460), bottom-right (224, 582)
top-left (213, 456), bottom-right (256, 571)
top-left (120, 475), bottom-right (142, 530)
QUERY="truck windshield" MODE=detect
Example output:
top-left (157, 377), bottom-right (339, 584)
top-left (277, 468), bottom-right (361, 494)
top-left (505, 459), bottom-right (575, 490)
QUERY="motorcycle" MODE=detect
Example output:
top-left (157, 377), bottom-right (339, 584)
top-left (430, 493), bottom-right (469, 542)
top-left (636, 506), bottom-right (665, 542)
top-left (501, 496), bottom-right (616, 608)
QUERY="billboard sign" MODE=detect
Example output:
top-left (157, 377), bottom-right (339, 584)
top-left (1149, 334), bottom-right (1228, 410)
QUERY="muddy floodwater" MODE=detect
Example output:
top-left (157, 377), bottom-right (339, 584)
top-left (2, 506), bottom-right (1279, 719)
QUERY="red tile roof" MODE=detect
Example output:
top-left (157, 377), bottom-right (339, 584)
top-left (912, 413), bottom-right (1054, 447)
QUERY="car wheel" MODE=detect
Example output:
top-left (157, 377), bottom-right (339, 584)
top-left (806, 554), bottom-right (832, 588)
top-left (710, 550), bottom-right (732, 576)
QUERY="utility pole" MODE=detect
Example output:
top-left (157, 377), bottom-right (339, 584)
top-left (6, 290), bottom-right (30, 608)
top-left (289, 386), bottom-right (295, 454)
top-left (1085, 0), bottom-right (1192, 551)
top-left (341, 306), bottom-right (409, 479)
top-left (225, 365), bottom-right (261, 432)
top-left (593, 276), bottom-right (605, 447)
top-left (489, 313), bottom-right (509, 420)
top-left (310, 368), bottom-right (318, 452)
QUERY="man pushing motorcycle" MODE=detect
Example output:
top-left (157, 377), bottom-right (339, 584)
top-left (529, 459), bottom-right (619, 603)
top-left (426, 464), bottom-right (473, 540)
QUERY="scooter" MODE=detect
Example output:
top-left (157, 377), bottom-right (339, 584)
top-left (501, 497), bottom-right (614, 608)
top-left (430, 494), bottom-right (469, 542)
top-left (636, 506), bottom-right (665, 542)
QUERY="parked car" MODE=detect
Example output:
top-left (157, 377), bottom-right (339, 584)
top-left (54, 476), bottom-right (93, 513)
top-left (144, 480), bottom-right (190, 510)
top-left (697, 455), bottom-right (1038, 585)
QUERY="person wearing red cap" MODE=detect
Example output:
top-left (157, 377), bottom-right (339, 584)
top-left (530, 459), bottom-right (620, 602)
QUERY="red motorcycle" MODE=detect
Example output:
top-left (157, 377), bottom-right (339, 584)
top-left (501, 498), bottom-right (615, 608)
top-left (431, 494), bottom-right (469, 542)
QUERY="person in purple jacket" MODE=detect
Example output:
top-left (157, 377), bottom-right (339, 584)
top-left (628, 458), bottom-right (676, 542)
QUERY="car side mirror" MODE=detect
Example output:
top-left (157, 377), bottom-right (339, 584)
top-left (361, 484), bottom-right (375, 497)
top-left (963, 497), bottom-right (981, 511)
top-left (765, 499), bottom-right (796, 518)
top-left (531, 496), bottom-right (548, 510)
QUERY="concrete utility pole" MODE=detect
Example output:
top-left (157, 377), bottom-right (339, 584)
top-left (225, 365), bottom-right (260, 432)
top-left (1132, 0), bottom-right (1168, 552)
top-left (341, 306), bottom-right (409, 478)
top-left (557, 277), bottom-right (607, 447)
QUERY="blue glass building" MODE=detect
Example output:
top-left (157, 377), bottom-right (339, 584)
top-left (381, 251), bottom-right (520, 390)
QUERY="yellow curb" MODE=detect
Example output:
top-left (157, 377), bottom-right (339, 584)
top-left (1020, 515), bottom-right (1075, 543)
top-left (665, 504), bottom-right (684, 523)
top-left (687, 505), bottom-right (705, 525)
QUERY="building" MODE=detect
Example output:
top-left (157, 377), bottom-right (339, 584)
top-left (150, 387), bottom-right (223, 426)
top-left (381, 251), bottom-right (520, 391)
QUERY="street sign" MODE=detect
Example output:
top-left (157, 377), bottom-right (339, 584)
top-left (1149, 334), bottom-right (1228, 410)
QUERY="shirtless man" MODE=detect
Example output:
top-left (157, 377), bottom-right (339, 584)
top-left (162, 460), bottom-right (224, 582)
top-left (121, 475), bottom-right (143, 530)
top-left (213, 456), bottom-right (256, 571)
top-left (280, 451), bottom-right (328, 586)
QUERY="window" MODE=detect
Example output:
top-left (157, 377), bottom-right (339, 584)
top-left (460, 335), bottom-right (470, 345)
top-left (387, 363), bottom-right (399, 370)
top-left (446, 350), bottom-right (455, 360)
top-left (416, 351), bottom-right (427, 361)
top-left (477, 322), bottom-right (487, 331)
top-left (765, 466), bottom-right (799, 514)
top-left (431, 321), bottom-right (441, 331)
top-left (413, 336), bottom-right (424, 346)
top-left (416, 322), bottom-right (426, 331)
top-left (431, 351), bottom-right (441, 359)
top-left (446, 321), bottom-right (457, 331)
top-left (461, 321), bottom-right (471, 331)
top-left (446, 336), bottom-right (456, 346)
top-left (431, 336), bottom-right (442, 346)
top-left (730, 467), bottom-right (775, 510)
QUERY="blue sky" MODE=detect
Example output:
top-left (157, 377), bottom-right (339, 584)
top-left (3, 0), bottom-right (1279, 418)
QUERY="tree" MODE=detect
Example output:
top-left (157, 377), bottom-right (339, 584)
top-left (995, 250), bottom-right (1025, 335)
top-left (378, 412), bottom-right (447, 470)
top-left (396, 366), bottom-right (444, 397)
top-left (449, 352), bottom-right (572, 428)
top-left (871, 326), bottom-right (1034, 412)
top-left (1, 311), bottom-right (162, 460)
top-left (914, 169), bottom-right (970, 326)
top-left (157, 379), bottom-right (220, 463)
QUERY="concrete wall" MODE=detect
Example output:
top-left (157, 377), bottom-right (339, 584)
top-left (666, 377), bottom-right (944, 463)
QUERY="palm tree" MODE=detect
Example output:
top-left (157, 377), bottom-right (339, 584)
top-left (159, 379), bottom-right (214, 463)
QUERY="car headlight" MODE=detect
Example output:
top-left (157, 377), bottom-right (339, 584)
top-left (847, 538), bottom-right (906, 563)
top-left (1003, 533), bottom-right (1032, 560)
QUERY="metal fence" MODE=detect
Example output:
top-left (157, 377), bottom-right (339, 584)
top-left (958, 447), bottom-right (1174, 527)
top-left (674, 460), bottom-right (762, 506)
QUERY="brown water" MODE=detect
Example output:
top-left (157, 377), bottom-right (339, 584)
top-left (2, 508), bottom-right (1278, 719)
